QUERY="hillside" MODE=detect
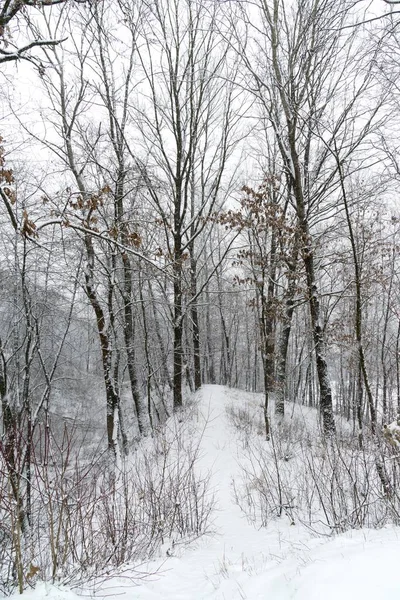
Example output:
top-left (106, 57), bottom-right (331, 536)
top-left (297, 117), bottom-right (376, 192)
top-left (8, 385), bottom-right (400, 600)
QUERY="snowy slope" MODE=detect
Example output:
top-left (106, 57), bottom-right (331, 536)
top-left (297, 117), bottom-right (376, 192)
top-left (7, 385), bottom-right (400, 599)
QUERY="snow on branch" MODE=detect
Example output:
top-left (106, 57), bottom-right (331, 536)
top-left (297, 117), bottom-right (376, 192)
top-left (0, 38), bottom-right (67, 64)
top-left (384, 419), bottom-right (400, 449)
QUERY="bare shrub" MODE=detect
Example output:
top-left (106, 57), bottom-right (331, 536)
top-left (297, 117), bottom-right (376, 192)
top-left (233, 406), bottom-right (400, 536)
top-left (226, 403), bottom-right (264, 440)
top-left (130, 420), bottom-right (214, 547)
top-left (233, 434), bottom-right (296, 527)
top-left (0, 413), bottom-right (214, 594)
top-left (299, 435), bottom-right (400, 534)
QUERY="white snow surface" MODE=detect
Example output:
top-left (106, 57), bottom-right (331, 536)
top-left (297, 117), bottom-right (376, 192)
top-left (9, 385), bottom-right (400, 599)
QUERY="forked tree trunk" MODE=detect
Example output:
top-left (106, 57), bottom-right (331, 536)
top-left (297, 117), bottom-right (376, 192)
top-left (84, 234), bottom-right (119, 454)
top-left (292, 169), bottom-right (336, 435)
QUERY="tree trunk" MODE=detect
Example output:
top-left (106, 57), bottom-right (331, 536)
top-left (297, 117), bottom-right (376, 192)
top-left (204, 278), bottom-right (216, 384)
top-left (275, 267), bottom-right (296, 419)
top-left (84, 234), bottom-right (119, 454)
top-left (149, 281), bottom-right (173, 392)
top-left (190, 255), bottom-right (202, 391)
top-left (295, 187), bottom-right (336, 434)
top-left (259, 230), bottom-right (277, 439)
top-left (173, 233), bottom-right (184, 410)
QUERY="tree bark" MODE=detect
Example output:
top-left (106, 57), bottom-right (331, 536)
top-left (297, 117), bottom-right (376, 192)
top-left (275, 257), bottom-right (297, 419)
top-left (173, 234), bottom-right (184, 409)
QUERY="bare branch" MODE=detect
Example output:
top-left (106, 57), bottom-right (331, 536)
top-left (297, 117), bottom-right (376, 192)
top-left (0, 37), bottom-right (67, 64)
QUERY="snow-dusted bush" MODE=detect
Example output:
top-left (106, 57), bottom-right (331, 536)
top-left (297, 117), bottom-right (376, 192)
top-left (232, 434), bottom-right (296, 527)
top-left (226, 403), bottom-right (264, 440)
top-left (229, 400), bottom-right (400, 536)
top-left (0, 412), bottom-right (214, 595)
top-left (299, 436), bottom-right (400, 533)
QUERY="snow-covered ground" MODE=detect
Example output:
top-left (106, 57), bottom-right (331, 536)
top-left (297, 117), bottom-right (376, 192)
top-left (8, 385), bottom-right (400, 599)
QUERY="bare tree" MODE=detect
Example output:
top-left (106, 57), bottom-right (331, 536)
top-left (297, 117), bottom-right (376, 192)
top-left (0, 0), bottom-right (87, 65)
top-left (232, 0), bottom-right (386, 434)
top-left (134, 0), bottom-right (243, 409)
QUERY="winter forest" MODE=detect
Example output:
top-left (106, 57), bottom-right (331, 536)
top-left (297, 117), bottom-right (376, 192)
top-left (2, 0), bottom-right (400, 597)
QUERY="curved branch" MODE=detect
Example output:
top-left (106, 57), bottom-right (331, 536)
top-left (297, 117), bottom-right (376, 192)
top-left (0, 37), bottom-right (67, 64)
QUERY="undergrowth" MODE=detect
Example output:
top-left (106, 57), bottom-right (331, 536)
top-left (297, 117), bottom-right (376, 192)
top-left (0, 408), bottom-right (214, 595)
top-left (227, 399), bottom-right (400, 535)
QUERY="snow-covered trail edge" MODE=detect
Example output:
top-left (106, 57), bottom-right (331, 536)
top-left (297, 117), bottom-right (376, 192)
top-left (9, 385), bottom-right (400, 600)
top-left (123, 384), bottom-right (293, 599)
top-left (89, 385), bottom-right (400, 600)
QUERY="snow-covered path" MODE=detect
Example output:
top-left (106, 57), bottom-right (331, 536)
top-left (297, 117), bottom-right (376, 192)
top-left (129, 384), bottom-right (298, 600)
top-left (108, 385), bottom-right (400, 600)
top-left (117, 385), bottom-right (271, 599)
top-left (8, 385), bottom-right (400, 600)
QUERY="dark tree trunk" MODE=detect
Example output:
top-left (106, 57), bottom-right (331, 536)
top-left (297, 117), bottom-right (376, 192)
top-left (292, 163), bottom-right (336, 434)
top-left (173, 230), bottom-right (183, 410)
top-left (191, 255), bottom-right (201, 391)
top-left (396, 319), bottom-right (400, 415)
top-left (149, 281), bottom-right (173, 391)
top-left (84, 234), bottom-right (119, 454)
top-left (139, 272), bottom-right (154, 429)
top-left (259, 230), bottom-right (277, 440)
top-left (114, 167), bottom-right (146, 435)
top-left (204, 280), bottom-right (216, 384)
top-left (275, 283), bottom-right (296, 418)
top-left (121, 251), bottom-right (145, 433)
